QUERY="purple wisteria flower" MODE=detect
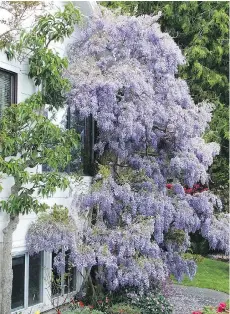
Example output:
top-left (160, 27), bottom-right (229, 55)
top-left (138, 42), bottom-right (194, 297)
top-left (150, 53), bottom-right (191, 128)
top-left (26, 7), bottom-right (229, 292)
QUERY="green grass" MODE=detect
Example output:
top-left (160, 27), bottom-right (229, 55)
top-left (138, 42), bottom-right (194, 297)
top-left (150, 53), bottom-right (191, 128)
top-left (174, 258), bottom-right (229, 294)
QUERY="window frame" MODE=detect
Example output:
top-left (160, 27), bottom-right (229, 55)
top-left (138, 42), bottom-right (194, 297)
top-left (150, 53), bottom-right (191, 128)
top-left (11, 251), bottom-right (79, 313)
top-left (0, 67), bottom-right (17, 106)
top-left (11, 252), bottom-right (44, 312)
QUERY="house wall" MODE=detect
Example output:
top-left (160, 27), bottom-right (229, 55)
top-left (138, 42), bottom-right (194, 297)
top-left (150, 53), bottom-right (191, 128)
top-left (0, 1), bottom-right (96, 313)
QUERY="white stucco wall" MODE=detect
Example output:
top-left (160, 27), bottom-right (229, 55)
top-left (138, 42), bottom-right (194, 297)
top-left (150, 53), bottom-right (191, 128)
top-left (0, 1), bottom-right (96, 312)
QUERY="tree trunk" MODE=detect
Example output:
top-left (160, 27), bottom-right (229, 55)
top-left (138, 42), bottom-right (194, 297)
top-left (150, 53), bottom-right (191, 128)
top-left (0, 214), bottom-right (19, 314)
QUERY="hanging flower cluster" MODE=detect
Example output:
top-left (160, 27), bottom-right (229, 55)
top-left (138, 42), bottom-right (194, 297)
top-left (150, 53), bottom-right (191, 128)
top-left (26, 205), bottom-right (77, 274)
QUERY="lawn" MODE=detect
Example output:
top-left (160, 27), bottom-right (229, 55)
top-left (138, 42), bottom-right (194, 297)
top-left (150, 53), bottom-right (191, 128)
top-left (175, 258), bottom-right (229, 294)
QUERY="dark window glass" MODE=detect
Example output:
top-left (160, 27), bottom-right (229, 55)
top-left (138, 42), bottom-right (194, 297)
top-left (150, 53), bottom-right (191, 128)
top-left (51, 252), bottom-right (62, 297)
top-left (68, 109), bottom-right (95, 175)
top-left (42, 108), bottom-right (95, 175)
top-left (64, 250), bottom-right (76, 294)
top-left (12, 256), bottom-right (25, 310)
top-left (68, 107), bottom-right (85, 173)
top-left (0, 69), bottom-right (16, 116)
top-left (28, 253), bottom-right (42, 306)
top-left (82, 113), bottom-right (95, 176)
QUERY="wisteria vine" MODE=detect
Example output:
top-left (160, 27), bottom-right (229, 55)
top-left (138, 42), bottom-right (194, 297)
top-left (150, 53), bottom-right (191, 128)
top-left (26, 8), bottom-right (229, 292)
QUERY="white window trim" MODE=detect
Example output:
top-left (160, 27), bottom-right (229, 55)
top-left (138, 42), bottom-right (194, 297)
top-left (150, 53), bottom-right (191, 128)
top-left (11, 252), bottom-right (44, 313)
top-left (11, 251), bottom-right (82, 314)
top-left (24, 253), bottom-right (29, 309)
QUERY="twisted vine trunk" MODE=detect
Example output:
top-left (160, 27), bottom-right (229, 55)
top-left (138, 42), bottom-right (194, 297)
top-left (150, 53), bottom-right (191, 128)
top-left (0, 214), bottom-right (19, 314)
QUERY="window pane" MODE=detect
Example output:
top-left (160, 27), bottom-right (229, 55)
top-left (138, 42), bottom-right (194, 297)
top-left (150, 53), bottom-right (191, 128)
top-left (51, 250), bottom-right (76, 296)
top-left (12, 256), bottom-right (25, 310)
top-left (42, 107), bottom-right (95, 175)
top-left (64, 250), bottom-right (76, 294)
top-left (51, 252), bottom-right (62, 297)
top-left (42, 108), bottom-right (85, 174)
top-left (70, 108), bottom-right (94, 175)
top-left (0, 70), bottom-right (12, 115)
top-left (29, 253), bottom-right (42, 306)
top-left (82, 114), bottom-right (95, 176)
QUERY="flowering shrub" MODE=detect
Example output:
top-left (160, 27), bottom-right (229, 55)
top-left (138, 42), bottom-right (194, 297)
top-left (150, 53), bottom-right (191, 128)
top-left (192, 301), bottom-right (229, 313)
top-left (95, 297), bottom-right (112, 312)
top-left (182, 253), bottom-right (204, 263)
top-left (62, 309), bottom-right (104, 314)
top-left (73, 295), bottom-right (112, 312)
top-left (68, 299), bottom-right (95, 311)
top-left (108, 303), bottom-right (141, 314)
top-left (128, 293), bottom-right (173, 314)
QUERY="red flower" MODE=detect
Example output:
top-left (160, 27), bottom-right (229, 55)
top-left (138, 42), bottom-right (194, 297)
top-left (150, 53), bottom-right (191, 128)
top-left (217, 303), bottom-right (227, 312)
top-left (185, 188), bottom-right (193, 194)
top-left (167, 183), bottom-right (208, 195)
top-left (79, 301), bottom-right (85, 307)
top-left (57, 310), bottom-right (61, 314)
top-left (192, 311), bottom-right (202, 314)
top-left (88, 305), bottom-right (94, 309)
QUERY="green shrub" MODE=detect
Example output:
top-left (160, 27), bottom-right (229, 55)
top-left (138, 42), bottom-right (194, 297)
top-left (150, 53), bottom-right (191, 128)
top-left (62, 309), bottom-right (105, 314)
top-left (202, 306), bottom-right (218, 314)
top-left (190, 232), bottom-right (210, 256)
top-left (130, 293), bottom-right (173, 314)
top-left (182, 253), bottom-right (204, 263)
top-left (108, 303), bottom-right (141, 314)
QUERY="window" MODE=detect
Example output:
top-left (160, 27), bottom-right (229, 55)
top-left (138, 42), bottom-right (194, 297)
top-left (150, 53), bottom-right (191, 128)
top-left (51, 250), bottom-right (76, 297)
top-left (42, 107), bottom-right (95, 175)
top-left (82, 113), bottom-right (95, 176)
top-left (67, 108), bottom-right (95, 175)
top-left (12, 255), bottom-right (25, 310)
top-left (0, 68), bottom-right (17, 116)
top-left (11, 253), bottom-right (43, 311)
top-left (29, 254), bottom-right (43, 306)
